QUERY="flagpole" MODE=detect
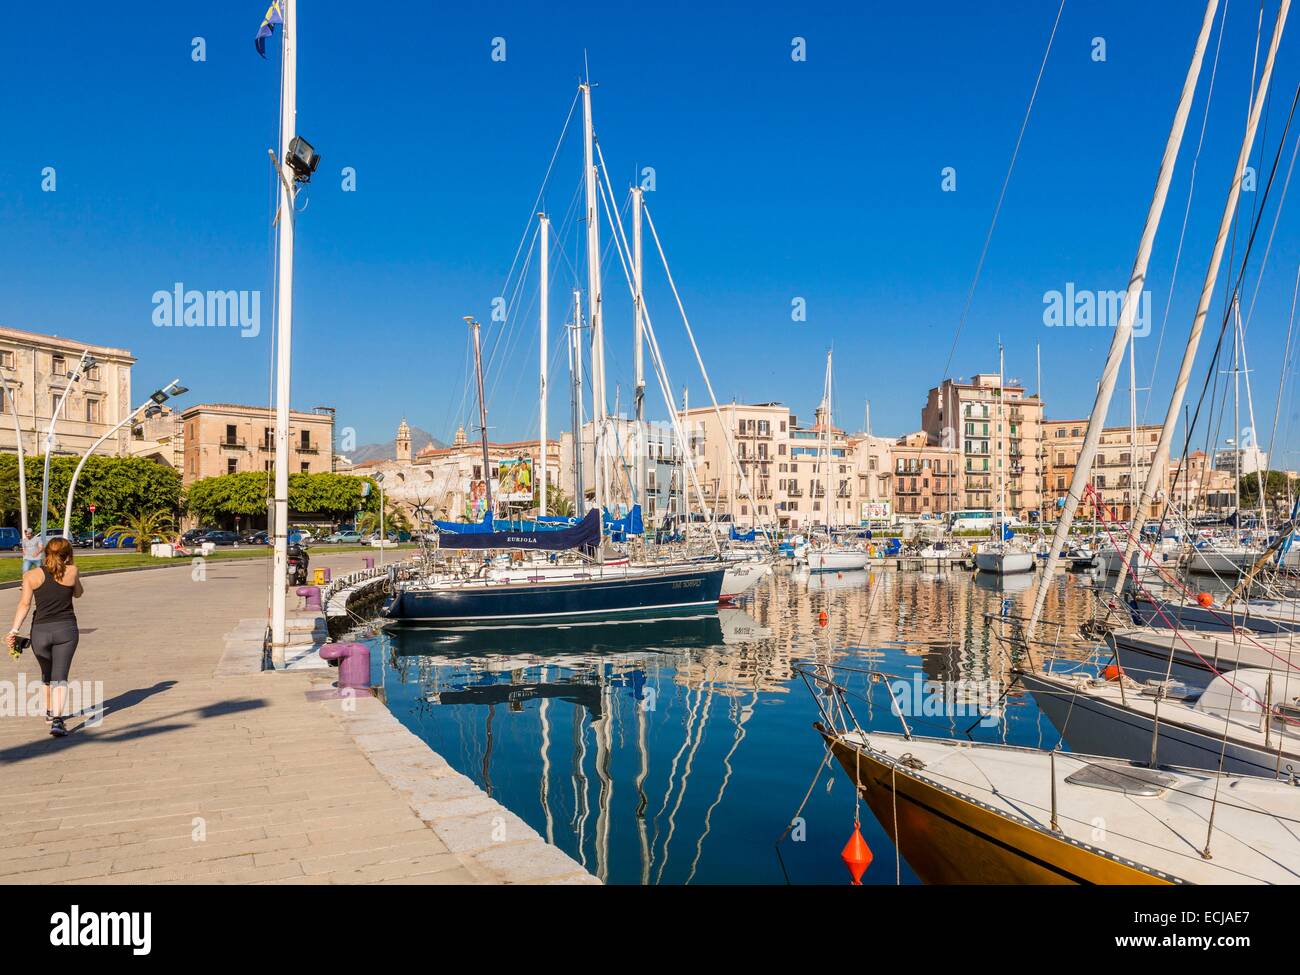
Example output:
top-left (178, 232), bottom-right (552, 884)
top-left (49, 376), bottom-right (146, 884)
top-left (270, 0), bottom-right (297, 667)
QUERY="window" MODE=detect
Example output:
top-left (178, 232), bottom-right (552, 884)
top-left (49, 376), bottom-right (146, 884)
top-left (300, 430), bottom-right (311, 450)
top-left (227, 458), bottom-right (238, 474)
top-left (52, 355), bottom-right (66, 376)
top-left (300, 462), bottom-right (310, 473)
top-left (472, 465), bottom-right (482, 479)
top-left (0, 388), bottom-right (5, 412)
top-left (85, 364), bottom-right (100, 381)
top-left (85, 398), bottom-right (100, 423)
top-left (263, 427), bottom-right (273, 449)
top-left (0, 350), bottom-right (13, 368)
top-left (264, 461), bottom-right (273, 472)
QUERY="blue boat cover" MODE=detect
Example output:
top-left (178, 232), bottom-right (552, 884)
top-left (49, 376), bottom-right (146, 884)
top-left (729, 525), bottom-right (758, 542)
top-left (437, 508), bottom-right (603, 551)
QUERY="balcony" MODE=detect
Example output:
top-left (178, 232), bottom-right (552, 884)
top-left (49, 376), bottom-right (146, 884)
top-left (220, 438), bottom-right (248, 450)
top-left (298, 442), bottom-right (320, 454)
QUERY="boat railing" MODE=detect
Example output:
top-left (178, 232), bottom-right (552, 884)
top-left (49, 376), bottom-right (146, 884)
top-left (793, 662), bottom-right (915, 741)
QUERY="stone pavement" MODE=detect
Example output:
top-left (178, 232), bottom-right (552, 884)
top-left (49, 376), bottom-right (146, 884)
top-left (0, 550), bottom-right (596, 885)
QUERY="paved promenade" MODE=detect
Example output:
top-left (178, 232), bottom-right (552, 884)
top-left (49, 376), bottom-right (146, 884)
top-left (0, 551), bottom-right (595, 885)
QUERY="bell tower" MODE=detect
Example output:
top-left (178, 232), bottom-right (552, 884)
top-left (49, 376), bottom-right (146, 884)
top-left (396, 417), bottom-right (412, 462)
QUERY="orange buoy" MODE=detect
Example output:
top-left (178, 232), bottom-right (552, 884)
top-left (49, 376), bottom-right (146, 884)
top-left (1102, 663), bottom-right (1124, 682)
top-left (818, 610), bottom-right (829, 628)
top-left (1196, 592), bottom-right (1213, 608)
top-left (841, 823), bottom-right (873, 884)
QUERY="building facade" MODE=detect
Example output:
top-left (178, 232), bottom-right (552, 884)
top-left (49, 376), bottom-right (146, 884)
top-left (0, 326), bottom-right (135, 460)
top-left (889, 432), bottom-right (961, 519)
top-left (181, 403), bottom-right (335, 485)
top-left (922, 373), bottom-right (1044, 519)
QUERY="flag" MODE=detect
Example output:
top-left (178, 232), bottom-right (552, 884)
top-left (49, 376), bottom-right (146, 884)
top-left (255, 2), bottom-right (283, 58)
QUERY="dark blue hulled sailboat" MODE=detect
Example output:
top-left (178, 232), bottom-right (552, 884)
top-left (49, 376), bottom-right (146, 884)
top-left (382, 508), bottom-right (725, 625)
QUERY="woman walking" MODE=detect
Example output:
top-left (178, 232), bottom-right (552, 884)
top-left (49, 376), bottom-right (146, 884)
top-left (7, 537), bottom-right (82, 737)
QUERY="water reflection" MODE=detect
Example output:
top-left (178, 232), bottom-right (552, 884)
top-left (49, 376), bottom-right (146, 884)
top-left (363, 565), bottom-right (1102, 884)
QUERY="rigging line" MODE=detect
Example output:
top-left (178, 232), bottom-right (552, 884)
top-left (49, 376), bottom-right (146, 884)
top-left (1157, 80), bottom-right (1300, 533)
top-left (1144, 0), bottom-right (1230, 422)
top-left (1242, 121), bottom-right (1300, 332)
top-left (938, 0), bottom-right (1065, 383)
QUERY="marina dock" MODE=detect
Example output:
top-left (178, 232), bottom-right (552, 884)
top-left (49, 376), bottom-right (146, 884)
top-left (0, 552), bottom-right (595, 885)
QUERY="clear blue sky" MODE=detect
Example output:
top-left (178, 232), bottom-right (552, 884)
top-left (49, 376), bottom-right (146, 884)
top-left (3, 1), bottom-right (1300, 465)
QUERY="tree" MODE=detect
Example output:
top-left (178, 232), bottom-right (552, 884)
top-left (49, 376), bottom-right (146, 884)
top-left (358, 503), bottom-right (411, 535)
top-left (546, 484), bottom-right (574, 517)
top-left (1238, 469), bottom-right (1294, 513)
top-left (0, 454), bottom-right (182, 533)
top-left (182, 471), bottom-right (379, 525)
top-left (105, 510), bottom-right (175, 551)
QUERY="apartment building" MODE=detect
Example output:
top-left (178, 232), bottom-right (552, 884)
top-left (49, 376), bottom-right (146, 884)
top-left (889, 432), bottom-right (961, 518)
top-left (0, 325), bottom-right (136, 459)
top-left (847, 434), bottom-right (895, 521)
top-left (181, 403), bottom-right (335, 485)
top-left (558, 416), bottom-right (676, 522)
top-left (922, 373), bottom-right (1044, 519)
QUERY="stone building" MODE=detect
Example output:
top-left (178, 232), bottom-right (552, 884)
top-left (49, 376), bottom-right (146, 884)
top-left (180, 403), bottom-right (335, 485)
top-left (0, 325), bottom-right (136, 460)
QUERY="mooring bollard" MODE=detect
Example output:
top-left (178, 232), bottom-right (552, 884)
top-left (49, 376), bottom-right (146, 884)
top-left (363, 556), bottom-right (375, 569)
top-left (296, 585), bottom-right (322, 611)
top-left (319, 642), bottom-right (370, 690)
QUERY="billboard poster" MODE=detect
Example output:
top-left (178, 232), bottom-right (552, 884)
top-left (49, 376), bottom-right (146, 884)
top-left (465, 479), bottom-right (497, 521)
top-left (496, 457), bottom-right (534, 503)
top-left (860, 501), bottom-right (892, 521)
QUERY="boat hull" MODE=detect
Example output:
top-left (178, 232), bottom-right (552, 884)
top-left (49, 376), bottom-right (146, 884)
top-left (1019, 672), bottom-right (1297, 779)
top-left (818, 728), bottom-right (1170, 885)
top-left (974, 551), bottom-right (1034, 575)
top-left (1127, 597), bottom-right (1300, 636)
top-left (383, 566), bottom-right (726, 624)
top-left (807, 550), bottom-right (869, 573)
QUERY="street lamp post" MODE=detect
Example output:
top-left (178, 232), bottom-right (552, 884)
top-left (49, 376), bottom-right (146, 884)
top-left (374, 472), bottom-right (386, 567)
top-left (61, 379), bottom-right (188, 539)
top-left (41, 350), bottom-right (94, 542)
top-left (0, 368), bottom-right (30, 534)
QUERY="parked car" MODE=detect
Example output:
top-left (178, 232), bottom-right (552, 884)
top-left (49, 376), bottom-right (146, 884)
top-left (0, 527), bottom-right (20, 551)
top-left (72, 531), bottom-right (106, 549)
top-left (324, 530), bottom-right (363, 544)
top-left (242, 530), bottom-right (270, 545)
top-left (201, 530), bottom-right (241, 546)
top-left (181, 528), bottom-right (213, 546)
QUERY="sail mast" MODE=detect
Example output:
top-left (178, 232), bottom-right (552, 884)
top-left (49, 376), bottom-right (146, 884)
top-left (632, 187), bottom-right (647, 517)
top-left (470, 318), bottom-right (493, 518)
top-left (580, 80), bottom-right (607, 512)
top-left (570, 289), bottom-right (586, 517)
top-left (1028, 0), bottom-right (1218, 638)
top-left (269, 0), bottom-right (298, 666)
top-left (1112, 0), bottom-right (1288, 593)
top-left (539, 213), bottom-right (550, 518)
top-left (823, 350), bottom-right (832, 530)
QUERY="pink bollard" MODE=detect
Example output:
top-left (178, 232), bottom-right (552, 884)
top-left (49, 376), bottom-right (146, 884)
top-left (319, 642), bottom-right (370, 690)
top-left (362, 557), bottom-right (375, 569)
top-left (321, 567), bottom-right (332, 582)
top-left (296, 585), bottom-right (322, 611)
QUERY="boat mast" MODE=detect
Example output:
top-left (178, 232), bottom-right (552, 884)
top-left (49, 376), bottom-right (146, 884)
top-left (269, 0), bottom-right (298, 667)
top-left (1128, 326), bottom-right (1138, 525)
top-left (822, 350), bottom-right (832, 530)
top-left (632, 187), bottom-right (647, 518)
top-left (570, 289), bottom-right (585, 516)
top-left (1028, 0), bottom-right (1218, 639)
top-left (580, 80), bottom-right (607, 513)
top-left (539, 213), bottom-right (550, 518)
top-left (682, 385), bottom-right (690, 539)
top-left (997, 343), bottom-right (1005, 539)
top-left (469, 317), bottom-right (493, 518)
top-left (1112, 0), bottom-right (1287, 593)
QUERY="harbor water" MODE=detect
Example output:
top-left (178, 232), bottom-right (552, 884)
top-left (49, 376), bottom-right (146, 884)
top-left (358, 564), bottom-right (1104, 884)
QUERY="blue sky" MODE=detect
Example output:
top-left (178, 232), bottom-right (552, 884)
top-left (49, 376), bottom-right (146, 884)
top-left (3, 1), bottom-right (1300, 465)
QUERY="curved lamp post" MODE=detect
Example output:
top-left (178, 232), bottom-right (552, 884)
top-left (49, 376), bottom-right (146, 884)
top-left (40, 350), bottom-right (94, 542)
top-left (61, 379), bottom-right (187, 539)
top-left (0, 369), bottom-right (29, 534)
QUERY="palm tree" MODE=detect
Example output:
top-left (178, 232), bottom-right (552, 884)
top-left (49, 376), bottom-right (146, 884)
top-left (546, 485), bottom-right (574, 517)
top-left (105, 510), bottom-right (174, 552)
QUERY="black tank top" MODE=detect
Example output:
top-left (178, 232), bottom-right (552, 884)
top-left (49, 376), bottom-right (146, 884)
top-left (33, 567), bottom-right (76, 625)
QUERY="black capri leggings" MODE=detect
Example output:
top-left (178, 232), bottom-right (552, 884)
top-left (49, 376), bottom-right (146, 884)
top-left (31, 621), bottom-right (80, 684)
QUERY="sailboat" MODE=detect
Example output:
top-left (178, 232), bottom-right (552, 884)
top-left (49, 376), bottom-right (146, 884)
top-left (806, 350), bottom-right (869, 573)
top-left (974, 346), bottom-right (1033, 575)
top-left (1019, 662), bottom-right (1300, 779)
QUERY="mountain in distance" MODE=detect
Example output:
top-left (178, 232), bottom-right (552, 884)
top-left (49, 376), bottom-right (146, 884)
top-left (348, 425), bottom-right (445, 464)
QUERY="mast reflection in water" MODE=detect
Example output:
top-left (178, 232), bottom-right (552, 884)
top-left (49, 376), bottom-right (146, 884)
top-left (360, 566), bottom-right (1102, 884)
